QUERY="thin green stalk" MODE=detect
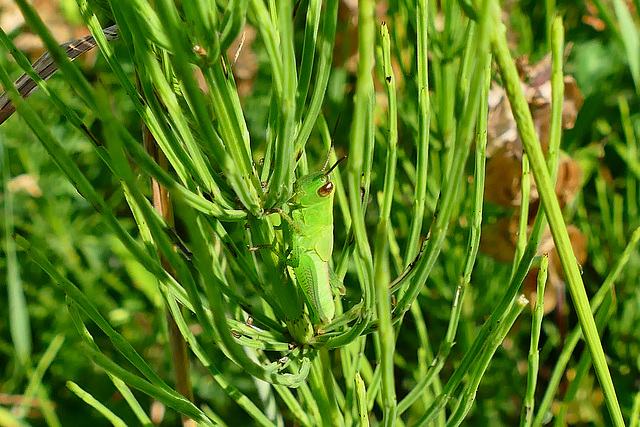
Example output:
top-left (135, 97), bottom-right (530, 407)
top-left (618, 96), bottom-right (638, 219)
top-left (155, 0), bottom-right (262, 215)
top-left (250, 0), bottom-right (282, 93)
top-left (548, 16), bottom-right (564, 179)
top-left (325, 0), bottom-right (376, 349)
top-left (374, 215), bottom-right (396, 426)
top-left (67, 301), bottom-right (153, 427)
top-left (297, 381), bottom-right (323, 426)
top-left (630, 390), bottom-right (640, 427)
top-left (1, 135), bottom-right (32, 369)
top-left (319, 349), bottom-right (344, 426)
top-left (85, 346), bottom-right (215, 426)
top-left (341, 336), bottom-right (367, 425)
top-left (355, 372), bottom-right (370, 426)
top-left (67, 382), bottom-right (127, 427)
top-left (394, 0), bottom-right (490, 329)
top-left (116, 2), bottom-right (219, 198)
top-left (396, 50), bottom-right (490, 417)
top-left (273, 385), bottom-right (312, 427)
top-left (294, 0), bottom-right (338, 153)
top-left (374, 20), bottom-right (400, 427)
top-left (295, 0), bottom-right (322, 122)
top-left (491, 11), bottom-right (625, 426)
top-left (219, 0), bottom-right (245, 52)
top-left (308, 356), bottom-right (333, 427)
top-left (554, 290), bottom-right (614, 425)
top-left (521, 255), bottom-right (548, 427)
top-left (404, 0), bottom-right (430, 264)
top-left (533, 225), bottom-right (640, 426)
top-left (614, 194), bottom-right (625, 246)
top-left (14, 335), bottom-right (63, 424)
top-left (444, 295), bottom-right (529, 427)
top-left (513, 153), bottom-right (531, 277)
top-left (611, 0), bottom-right (640, 94)
top-left (545, 0), bottom-right (556, 48)
top-left (265, 0), bottom-right (297, 206)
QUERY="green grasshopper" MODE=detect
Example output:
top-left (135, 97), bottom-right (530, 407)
top-left (272, 155), bottom-right (346, 329)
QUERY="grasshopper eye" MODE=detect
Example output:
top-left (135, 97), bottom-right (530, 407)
top-left (318, 182), bottom-right (334, 197)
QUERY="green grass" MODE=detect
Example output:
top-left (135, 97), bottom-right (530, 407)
top-left (1, 0), bottom-right (640, 426)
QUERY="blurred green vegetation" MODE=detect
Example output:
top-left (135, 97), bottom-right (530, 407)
top-left (0, 0), bottom-right (639, 426)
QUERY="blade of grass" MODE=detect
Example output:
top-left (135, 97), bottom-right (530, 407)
top-left (0, 48), bottom-right (198, 311)
top-left (375, 20), bottom-right (401, 427)
top-left (1, 135), bottom-right (32, 369)
top-left (295, 0), bottom-right (322, 121)
top-left (156, 0), bottom-right (263, 216)
top-left (618, 96), bottom-right (638, 219)
top-left (265, 0), bottom-right (297, 207)
top-left (513, 153), bottom-right (531, 276)
top-left (404, 0), bottom-right (430, 265)
top-left (630, 390), bottom-right (640, 427)
top-left (66, 300), bottom-right (154, 427)
top-left (445, 295), bottom-right (529, 427)
top-left (520, 255), bottom-right (549, 427)
top-left (324, 0), bottom-right (376, 349)
top-left (611, 0), bottom-right (640, 94)
top-left (394, 0), bottom-right (490, 328)
top-left (14, 335), bottom-right (64, 426)
top-left (67, 381), bottom-right (127, 427)
top-left (355, 372), bottom-right (370, 426)
top-left (490, 11), bottom-right (625, 426)
top-left (294, 0), bottom-right (339, 156)
top-left (83, 346), bottom-right (215, 426)
top-left (554, 290), bottom-right (614, 424)
top-left (532, 225), bottom-right (640, 426)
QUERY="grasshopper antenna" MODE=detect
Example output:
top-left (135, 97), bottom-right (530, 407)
top-left (321, 114), bottom-right (343, 171)
top-left (325, 156), bottom-right (347, 177)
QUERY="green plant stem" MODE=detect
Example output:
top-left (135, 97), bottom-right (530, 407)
top-left (554, 290), bottom-right (614, 425)
top-left (67, 381), bottom-right (127, 427)
top-left (325, 0), bottom-right (376, 349)
top-left (513, 153), bottom-right (531, 277)
top-left (374, 20), bottom-right (400, 427)
top-left (294, 0), bottom-right (339, 155)
top-left (618, 96), bottom-right (638, 219)
top-left (396, 49), bottom-right (490, 417)
top-left (393, 0), bottom-right (490, 318)
top-left (265, 0), bottom-right (297, 206)
top-left (411, 8), bottom-right (566, 421)
top-left (355, 372), bottom-right (370, 426)
top-left (491, 11), bottom-right (625, 426)
top-left (445, 295), bottom-right (529, 427)
top-left (630, 390), bottom-right (640, 427)
top-left (521, 255), bottom-right (548, 427)
top-left (533, 225), bottom-right (640, 426)
top-left (404, 0), bottom-right (430, 264)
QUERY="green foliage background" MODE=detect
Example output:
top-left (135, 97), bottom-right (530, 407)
top-left (0, 0), bottom-right (639, 426)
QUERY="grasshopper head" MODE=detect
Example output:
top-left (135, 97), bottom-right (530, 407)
top-left (292, 172), bottom-right (334, 207)
top-left (291, 156), bottom-right (344, 206)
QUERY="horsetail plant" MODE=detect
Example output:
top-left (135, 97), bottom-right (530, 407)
top-left (0, 0), bottom-right (630, 425)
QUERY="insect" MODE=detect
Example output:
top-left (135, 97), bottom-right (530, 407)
top-left (273, 155), bottom-right (346, 327)
top-left (0, 25), bottom-right (119, 125)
